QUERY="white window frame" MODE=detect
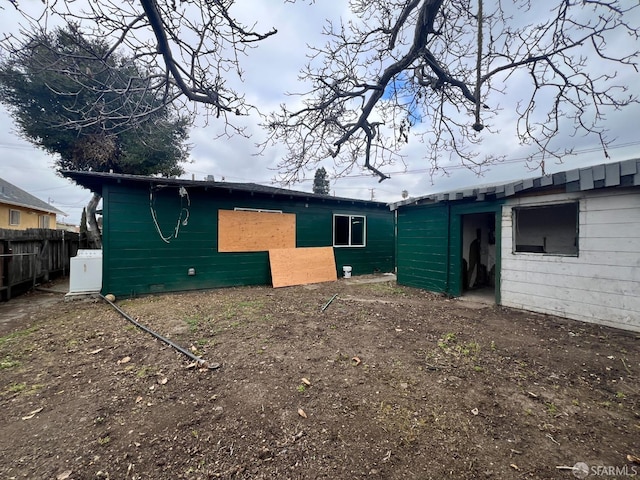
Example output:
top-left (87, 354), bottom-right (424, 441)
top-left (39, 215), bottom-right (51, 229)
top-left (512, 202), bottom-right (579, 256)
top-left (333, 214), bottom-right (367, 248)
top-left (9, 209), bottom-right (20, 226)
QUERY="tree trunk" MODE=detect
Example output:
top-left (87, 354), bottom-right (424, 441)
top-left (86, 192), bottom-right (102, 249)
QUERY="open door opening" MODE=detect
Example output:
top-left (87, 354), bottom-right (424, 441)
top-left (461, 213), bottom-right (496, 303)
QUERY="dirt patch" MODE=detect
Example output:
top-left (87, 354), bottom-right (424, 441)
top-left (1, 279), bottom-right (639, 479)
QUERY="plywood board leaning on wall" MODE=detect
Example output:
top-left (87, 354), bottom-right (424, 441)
top-left (218, 210), bottom-right (296, 252)
top-left (269, 247), bottom-right (337, 288)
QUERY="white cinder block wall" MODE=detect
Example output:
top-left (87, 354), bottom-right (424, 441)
top-left (500, 189), bottom-right (640, 332)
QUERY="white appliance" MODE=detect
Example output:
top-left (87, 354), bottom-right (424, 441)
top-left (68, 249), bottom-right (103, 294)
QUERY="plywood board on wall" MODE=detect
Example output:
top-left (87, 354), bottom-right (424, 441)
top-left (218, 209), bottom-right (296, 252)
top-left (269, 247), bottom-right (337, 288)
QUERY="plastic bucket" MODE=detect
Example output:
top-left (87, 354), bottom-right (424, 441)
top-left (343, 266), bottom-right (352, 278)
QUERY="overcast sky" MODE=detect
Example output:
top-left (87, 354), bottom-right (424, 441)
top-left (1, 1), bottom-right (639, 225)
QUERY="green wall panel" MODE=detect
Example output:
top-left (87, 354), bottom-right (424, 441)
top-left (396, 204), bottom-right (450, 292)
top-left (396, 200), bottom-right (503, 298)
top-left (101, 183), bottom-right (394, 297)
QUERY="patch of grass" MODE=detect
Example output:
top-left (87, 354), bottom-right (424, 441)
top-left (438, 332), bottom-right (457, 349)
top-left (0, 326), bottom-right (39, 348)
top-left (615, 391), bottom-right (626, 400)
top-left (136, 366), bottom-right (154, 378)
top-left (297, 384), bottom-right (306, 393)
top-left (376, 400), bottom-right (427, 443)
top-left (3, 382), bottom-right (42, 397)
top-left (546, 403), bottom-right (559, 416)
top-left (6, 382), bottom-right (27, 394)
top-left (460, 341), bottom-right (480, 356)
top-left (437, 333), bottom-right (481, 359)
top-left (97, 435), bottom-right (110, 446)
top-left (238, 300), bottom-right (264, 309)
top-left (185, 316), bottom-right (201, 332)
top-left (361, 282), bottom-right (405, 296)
top-left (0, 356), bottom-right (21, 369)
top-left (220, 299), bottom-right (266, 322)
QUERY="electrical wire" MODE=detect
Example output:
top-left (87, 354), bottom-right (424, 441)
top-left (149, 185), bottom-right (191, 244)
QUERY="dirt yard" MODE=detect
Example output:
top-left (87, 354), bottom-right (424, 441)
top-left (0, 277), bottom-right (638, 480)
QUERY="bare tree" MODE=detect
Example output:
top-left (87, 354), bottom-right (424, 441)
top-left (4, 0), bottom-right (640, 184)
top-left (4, 0), bottom-right (278, 134)
top-left (263, 0), bottom-right (640, 182)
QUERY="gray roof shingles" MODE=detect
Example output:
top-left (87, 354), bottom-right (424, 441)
top-left (0, 177), bottom-right (66, 216)
top-left (391, 158), bottom-right (640, 210)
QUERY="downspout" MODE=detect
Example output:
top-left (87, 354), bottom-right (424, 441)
top-left (101, 294), bottom-right (220, 369)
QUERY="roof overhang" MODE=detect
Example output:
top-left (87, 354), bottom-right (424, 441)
top-left (390, 158), bottom-right (640, 210)
top-left (61, 171), bottom-right (389, 209)
top-left (0, 199), bottom-right (66, 216)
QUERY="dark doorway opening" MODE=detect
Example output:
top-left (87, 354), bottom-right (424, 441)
top-left (461, 213), bottom-right (496, 302)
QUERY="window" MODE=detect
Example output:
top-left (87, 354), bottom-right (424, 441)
top-left (333, 214), bottom-right (366, 247)
top-left (39, 215), bottom-right (51, 229)
top-left (9, 209), bottom-right (20, 226)
top-left (513, 203), bottom-right (578, 255)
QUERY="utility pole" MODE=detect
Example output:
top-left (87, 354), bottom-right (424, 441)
top-left (369, 188), bottom-right (375, 201)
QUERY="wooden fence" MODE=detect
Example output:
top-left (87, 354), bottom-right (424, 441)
top-left (0, 228), bottom-right (80, 300)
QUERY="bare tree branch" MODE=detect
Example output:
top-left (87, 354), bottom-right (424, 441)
top-left (5, 0), bottom-right (280, 130)
top-left (263, 0), bottom-right (640, 182)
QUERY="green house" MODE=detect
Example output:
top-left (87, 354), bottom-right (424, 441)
top-left (64, 171), bottom-right (395, 297)
top-left (393, 196), bottom-right (504, 302)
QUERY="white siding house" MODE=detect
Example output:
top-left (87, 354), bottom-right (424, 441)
top-left (501, 188), bottom-right (640, 332)
top-left (393, 158), bottom-right (640, 333)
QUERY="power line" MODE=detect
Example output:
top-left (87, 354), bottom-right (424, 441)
top-left (318, 140), bottom-right (640, 181)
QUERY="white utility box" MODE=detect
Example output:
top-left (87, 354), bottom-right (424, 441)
top-left (68, 249), bottom-right (103, 295)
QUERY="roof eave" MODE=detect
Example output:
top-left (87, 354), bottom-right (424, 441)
top-left (62, 170), bottom-right (389, 208)
top-left (0, 199), bottom-right (65, 216)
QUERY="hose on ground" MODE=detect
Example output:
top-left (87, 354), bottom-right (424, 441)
top-left (100, 294), bottom-right (219, 369)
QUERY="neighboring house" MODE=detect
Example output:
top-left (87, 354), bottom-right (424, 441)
top-left (63, 171), bottom-right (395, 297)
top-left (392, 159), bottom-right (640, 333)
top-left (0, 177), bottom-right (65, 230)
top-left (56, 222), bottom-right (80, 233)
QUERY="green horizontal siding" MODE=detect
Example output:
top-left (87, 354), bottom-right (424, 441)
top-left (396, 200), bottom-right (503, 298)
top-left (101, 184), bottom-right (394, 297)
top-left (396, 204), bottom-right (450, 292)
